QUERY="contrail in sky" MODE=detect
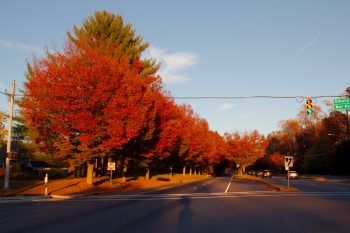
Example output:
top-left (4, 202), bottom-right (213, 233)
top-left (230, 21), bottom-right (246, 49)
top-left (297, 33), bottom-right (321, 56)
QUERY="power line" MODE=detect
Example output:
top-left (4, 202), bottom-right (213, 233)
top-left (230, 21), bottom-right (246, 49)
top-left (0, 91), bottom-right (342, 100)
top-left (0, 91), bottom-right (11, 96)
top-left (173, 95), bottom-right (341, 100)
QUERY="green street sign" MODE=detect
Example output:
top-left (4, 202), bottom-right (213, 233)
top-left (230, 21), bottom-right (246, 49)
top-left (334, 98), bottom-right (350, 111)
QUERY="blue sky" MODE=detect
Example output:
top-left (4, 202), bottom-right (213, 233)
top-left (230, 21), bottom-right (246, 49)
top-left (0, 0), bottom-right (349, 135)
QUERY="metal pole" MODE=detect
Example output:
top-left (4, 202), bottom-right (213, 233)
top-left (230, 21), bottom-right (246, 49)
top-left (4, 80), bottom-right (15, 190)
top-left (287, 167), bottom-right (290, 189)
top-left (109, 170), bottom-right (112, 188)
top-left (346, 110), bottom-right (349, 137)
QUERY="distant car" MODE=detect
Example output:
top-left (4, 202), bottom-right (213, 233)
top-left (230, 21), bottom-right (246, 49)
top-left (262, 170), bottom-right (272, 178)
top-left (287, 171), bottom-right (298, 179)
top-left (247, 171), bottom-right (254, 175)
top-left (256, 171), bottom-right (263, 176)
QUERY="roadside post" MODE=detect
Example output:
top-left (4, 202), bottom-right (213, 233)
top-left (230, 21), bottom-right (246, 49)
top-left (44, 173), bottom-right (48, 196)
top-left (284, 156), bottom-right (294, 189)
top-left (107, 162), bottom-right (115, 188)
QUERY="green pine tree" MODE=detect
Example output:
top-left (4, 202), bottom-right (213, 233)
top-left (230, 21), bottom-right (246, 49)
top-left (67, 10), bottom-right (159, 76)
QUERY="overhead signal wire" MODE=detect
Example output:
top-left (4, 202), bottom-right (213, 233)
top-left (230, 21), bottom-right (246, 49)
top-left (172, 95), bottom-right (341, 99)
top-left (0, 91), bottom-right (342, 100)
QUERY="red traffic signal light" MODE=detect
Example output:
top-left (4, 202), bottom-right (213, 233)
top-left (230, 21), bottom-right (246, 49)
top-left (306, 98), bottom-right (313, 114)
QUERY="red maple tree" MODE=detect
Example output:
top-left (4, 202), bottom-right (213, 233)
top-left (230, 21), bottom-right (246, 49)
top-left (21, 43), bottom-right (160, 165)
top-left (225, 130), bottom-right (268, 174)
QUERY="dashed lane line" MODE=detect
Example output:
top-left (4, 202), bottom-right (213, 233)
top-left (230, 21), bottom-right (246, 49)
top-left (224, 174), bottom-right (234, 194)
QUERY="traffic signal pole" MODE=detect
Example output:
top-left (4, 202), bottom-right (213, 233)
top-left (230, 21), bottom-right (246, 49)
top-left (4, 80), bottom-right (15, 190)
top-left (287, 167), bottom-right (290, 189)
top-left (346, 110), bottom-right (350, 137)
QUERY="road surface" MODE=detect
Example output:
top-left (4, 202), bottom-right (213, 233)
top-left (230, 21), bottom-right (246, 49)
top-left (1, 176), bottom-right (350, 233)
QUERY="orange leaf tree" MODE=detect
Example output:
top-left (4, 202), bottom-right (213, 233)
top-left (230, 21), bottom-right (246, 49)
top-left (21, 44), bottom-right (160, 165)
top-left (225, 130), bottom-right (268, 174)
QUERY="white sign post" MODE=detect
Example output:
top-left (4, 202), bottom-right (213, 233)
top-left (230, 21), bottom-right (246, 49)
top-left (108, 162), bottom-right (115, 188)
top-left (44, 173), bottom-right (48, 196)
top-left (284, 156), bottom-right (294, 189)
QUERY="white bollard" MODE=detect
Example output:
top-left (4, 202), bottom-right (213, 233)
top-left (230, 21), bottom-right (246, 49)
top-left (44, 173), bottom-right (48, 196)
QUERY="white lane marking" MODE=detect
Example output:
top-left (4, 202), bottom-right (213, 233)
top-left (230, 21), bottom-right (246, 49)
top-left (225, 175), bottom-right (234, 194)
top-left (5, 191), bottom-right (350, 203)
top-left (52, 192), bottom-right (350, 202)
top-left (71, 191), bottom-right (277, 200)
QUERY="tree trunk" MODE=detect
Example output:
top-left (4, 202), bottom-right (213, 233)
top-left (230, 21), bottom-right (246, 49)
top-left (93, 159), bottom-right (97, 178)
top-left (122, 162), bottom-right (127, 183)
top-left (86, 163), bottom-right (94, 184)
top-left (101, 158), bottom-right (104, 176)
top-left (146, 167), bottom-right (150, 180)
top-left (182, 165), bottom-right (186, 177)
top-left (237, 167), bottom-right (244, 176)
top-left (189, 167), bottom-right (192, 175)
top-left (169, 165), bottom-right (173, 178)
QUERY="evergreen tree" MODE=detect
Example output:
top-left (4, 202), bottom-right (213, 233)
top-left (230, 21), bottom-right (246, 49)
top-left (67, 10), bottom-right (159, 76)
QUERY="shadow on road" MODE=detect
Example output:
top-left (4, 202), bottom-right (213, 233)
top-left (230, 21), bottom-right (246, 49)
top-left (177, 197), bottom-right (193, 233)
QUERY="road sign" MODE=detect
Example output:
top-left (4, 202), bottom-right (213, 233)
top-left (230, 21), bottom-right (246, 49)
top-left (334, 98), bottom-right (350, 111)
top-left (107, 162), bottom-right (115, 171)
top-left (284, 156), bottom-right (293, 168)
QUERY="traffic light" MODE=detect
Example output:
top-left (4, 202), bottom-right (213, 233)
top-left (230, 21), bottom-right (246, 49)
top-left (306, 97), bottom-right (313, 114)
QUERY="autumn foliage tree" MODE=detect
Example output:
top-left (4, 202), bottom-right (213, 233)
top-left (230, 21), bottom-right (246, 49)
top-left (0, 112), bottom-right (6, 145)
top-left (21, 43), bottom-right (160, 168)
top-left (20, 10), bottom-right (270, 181)
top-left (225, 130), bottom-right (268, 175)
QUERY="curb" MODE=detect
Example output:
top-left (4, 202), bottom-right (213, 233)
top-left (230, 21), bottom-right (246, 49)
top-left (49, 194), bottom-right (74, 199)
top-left (0, 195), bottom-right (50, 202)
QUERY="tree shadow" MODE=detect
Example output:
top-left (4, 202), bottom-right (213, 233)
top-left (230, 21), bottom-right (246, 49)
top-left (92, 178), bottom-right (109, 186)
top-left (48, 182), bottom-right (80, 195)
top-left (6, 181), bottom-right (44, 196)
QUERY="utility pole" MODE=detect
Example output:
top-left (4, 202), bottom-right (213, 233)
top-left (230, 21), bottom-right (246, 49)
top-left (346, 110), bottom-right (349, 137)
top-left (4, 80), bottom-right (15, 190)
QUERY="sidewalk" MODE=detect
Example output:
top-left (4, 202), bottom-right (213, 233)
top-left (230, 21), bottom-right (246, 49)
top-left (0, 195), bottom-right (49, 203)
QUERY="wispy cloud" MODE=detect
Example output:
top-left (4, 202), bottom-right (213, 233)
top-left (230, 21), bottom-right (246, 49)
top-left (297, 33), bottom-right (321, 56)
top-left (147, 47), bottom-right (197, 84)
top-left (217, 102), bottom-right (236, 111)
top-left (0, 39), bottom-right (42, 54)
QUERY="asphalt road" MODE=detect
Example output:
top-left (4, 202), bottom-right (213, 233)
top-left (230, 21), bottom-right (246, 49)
top-left (1, 176), bottom-right (350, 233)
top-left (263, 176), bottom-right (350, 192)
